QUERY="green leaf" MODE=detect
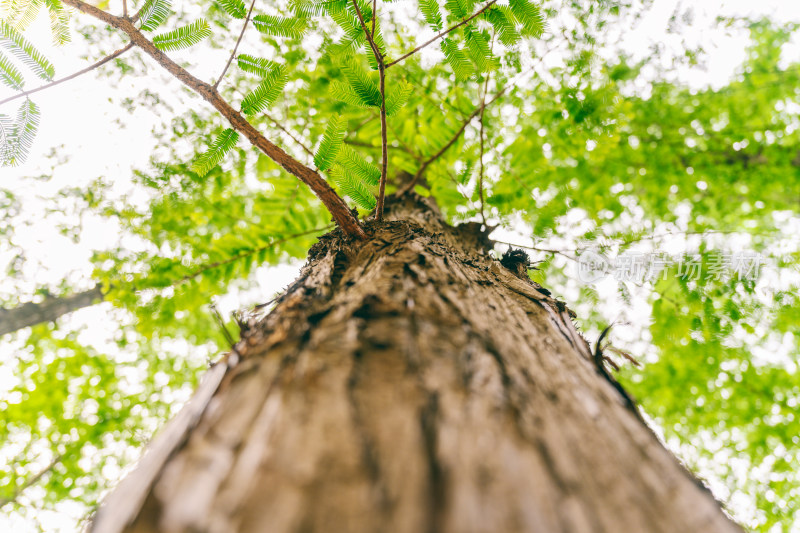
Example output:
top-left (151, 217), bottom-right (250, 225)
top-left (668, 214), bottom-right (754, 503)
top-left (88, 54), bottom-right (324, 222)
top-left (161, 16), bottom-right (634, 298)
top-left (138, 0), bottom-right (172, 32)
top-left (252, 15), bottom-right (307, 38)
top-left (329, 80), bottom-right (371, 108)
top-left (336, 144), bottom-right (380, 186)
top-left (0, 51), bottom-right (24, 90)
top-left (1, 99), bottom-right (40, 166)
top-left (440, 39), bottom-right (472, 80)
top-left (340, 56), bottom-right (381, 107)
top-left (508, 0), bottom-right (544, 37)
top-left (4, 0), bottom-right (44, 31)
top-left (237, 54), bottom-right (280, 77)
top-left (330, 164), bottom-right (376, 210)
top-left (191, 128), bottom-right (239, 177)
top-left (0, 19), bottom-right (55, 80)
top-left (465, 28), bottom-right (498, 72)
top-left (290, 0), bottom-right (347, 18)
top-left (314, 116), bottom-right (345, 171)
top-left (43, 0), bottom-right (70, 45)
top-left (216, 0), bottom-right (246, 19)
top-left (385, 80), bottom-right (413, 116)
top-left (443, 0), bottom-right (473, 18)
top-left (419, 0), bottom-right (443, 31)
top-left (240, 65), bottom-right (288, 115)
top-left (153, 20), bottom-right (211, 52)
top-left (484, 6), bottom-right (521, 47)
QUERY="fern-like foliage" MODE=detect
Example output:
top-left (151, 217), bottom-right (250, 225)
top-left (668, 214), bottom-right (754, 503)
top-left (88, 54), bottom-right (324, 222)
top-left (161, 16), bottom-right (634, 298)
top-left (419, 0), bottom-right (443, 31)
top-left (191, 128), bottom-right (239, 177)
top-left (139, 0), bottom-right (172, 32)
top-left (1, 99), bottom-right (40, 166)
top-left (440, 39), bottom-right (473, 80)
top-left (508, 0), bottom-right (545, 37)
top-left (313, 116), bottom-right (345, 171)
top-left (336, 145), bottom-right (380, 186)
top-left (341, 56), bottom-right (381, 106)
top-left (0, 51), bottom-right (24, 90)
top-left (0, 19), bottom-right (55, 80)
top-left (443, 0), bottom-right (474, 19)
top-left (216, 0), bottom-right (246, 19)
top-left (43, 0), bottom-right (70, 45)
top-left (386, 81), bottom-right (413, 116)
top-left (465, 28), bottom-right (498, 72)
top-left (483, 6), bottom-right (521, 46)
top-left (153, 19), bottom-right (210, 51)
top-left (290, 0), bottom-right (347, 18)
top-left (328, 7), bottom-right (363, 52)
top-left (237, 54), bottom-right (279, 77)
top-left (252, 15), bottom-right (308, 39)
top-left (330, 164), bottom-right (376, 210)
top-left (4, 0), bottom-right (43, 31)
top-left (0, 113), bottom-right (13, 162)
top-left (240, 66), bottom-right (288, 115)
top-left (329, 81), bottom-right (370, 109)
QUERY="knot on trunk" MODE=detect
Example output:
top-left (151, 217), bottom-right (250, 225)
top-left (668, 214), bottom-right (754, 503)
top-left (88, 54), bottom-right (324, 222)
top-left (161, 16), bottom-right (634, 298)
top-left (500, 248), bottom-right (533, 279)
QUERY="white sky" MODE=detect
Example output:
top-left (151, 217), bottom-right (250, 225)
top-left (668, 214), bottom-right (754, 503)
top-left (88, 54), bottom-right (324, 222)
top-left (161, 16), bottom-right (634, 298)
top-left (2, 0), bottom-right (800, 531)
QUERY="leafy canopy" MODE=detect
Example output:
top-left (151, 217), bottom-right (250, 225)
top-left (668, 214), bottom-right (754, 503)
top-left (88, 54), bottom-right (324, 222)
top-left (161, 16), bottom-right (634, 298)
top-left (1, 0), bottom-right (799, 531)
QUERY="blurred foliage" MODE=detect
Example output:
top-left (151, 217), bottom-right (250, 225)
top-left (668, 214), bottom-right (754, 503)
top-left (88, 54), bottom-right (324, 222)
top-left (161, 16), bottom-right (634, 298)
top-left (1, 0), bottom-right (799, 531)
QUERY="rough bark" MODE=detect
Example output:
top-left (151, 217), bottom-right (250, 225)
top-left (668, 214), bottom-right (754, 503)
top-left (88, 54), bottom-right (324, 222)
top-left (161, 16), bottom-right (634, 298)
top-left (0, 285), bottom-right (104, 337)
top-left (91, 194), bottom-right (741, 533)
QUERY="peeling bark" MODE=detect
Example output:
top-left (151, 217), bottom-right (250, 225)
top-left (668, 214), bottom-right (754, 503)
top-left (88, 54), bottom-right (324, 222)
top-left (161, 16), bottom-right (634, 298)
top-left (92, 194), bottom-right (741, 533)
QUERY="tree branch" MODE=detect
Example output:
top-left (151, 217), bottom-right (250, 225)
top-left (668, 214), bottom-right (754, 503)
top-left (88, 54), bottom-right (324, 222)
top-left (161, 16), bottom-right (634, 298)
top-left (0, 225), bottom-right (331, 337)
top-left (0, 43), bottom-right (134, 108)
top-left (0, 285), bottom-right (104, 337)
top-left (351, 0), bottom-right (388, 221)
top-left (60, 0), bottom-right (365, 239)
top-left (0, 452), bottom-right (66, 509)
top-left (478, 74), bottom-right (490, 225)
top-left (214, 0), bottom-right (258, 89)
top-left (385, 0), bottom-right (498, 69)
top-left (398, 87), bottom-right (507, 197)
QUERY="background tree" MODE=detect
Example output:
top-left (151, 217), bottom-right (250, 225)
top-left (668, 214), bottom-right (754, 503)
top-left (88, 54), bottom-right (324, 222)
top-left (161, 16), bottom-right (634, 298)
top-left (0, 0), bottom-right (798, 531)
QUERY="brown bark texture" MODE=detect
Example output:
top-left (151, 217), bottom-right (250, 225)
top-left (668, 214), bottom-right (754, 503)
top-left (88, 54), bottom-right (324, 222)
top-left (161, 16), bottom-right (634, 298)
top-left (91, 194), bottom-right (742, 533)
top-left (0, 285), bottom-right (103, 337)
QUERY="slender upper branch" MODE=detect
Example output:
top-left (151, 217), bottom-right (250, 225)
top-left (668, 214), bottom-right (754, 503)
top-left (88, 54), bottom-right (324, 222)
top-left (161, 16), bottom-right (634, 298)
top-left (0, 43), bottom-right (134, 108)
top-left (263, 111), bottom-right (315, 158)
top-left (0, 452), bottom-right (66, 509)
top-left (385, 0), bottom-right (498, 69)
top-left (60, 0), bottom-right (365, 238)
top-left (214, 0), bottom-right (258, 89)
top-left (351, 0), bottom-right (389, 221)
top-left (398, 91), bottom-right (500, 197)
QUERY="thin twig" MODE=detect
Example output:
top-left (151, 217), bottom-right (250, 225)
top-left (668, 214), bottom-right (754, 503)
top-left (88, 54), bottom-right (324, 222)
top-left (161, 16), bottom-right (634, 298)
top-left (214, 0), bottom-right (258, 89)
top-left (385, 0), bottom-right (498, 69)
top-left (370, 0), bottom-right (377, 38)
top-left (179, 225), bottom-right (332, 284)
top-left (492, 240), bottom-right (579, 262)
top-left (122, 0), bottom-right (127, 18)
top-left (351, 0), bottom-right (388, 221)
top-left (0, 452), bottom-right (66, 509)
top-left (478, 73), bottom-right (490, 225)
top-left (0, 43), bottom-right (134, 108)
top-left (397, 79), bottom-right (510, 196)
top-left (263, 111), bottom-right (315, 158)
top-left (61, 0), bottom-right (365, 238)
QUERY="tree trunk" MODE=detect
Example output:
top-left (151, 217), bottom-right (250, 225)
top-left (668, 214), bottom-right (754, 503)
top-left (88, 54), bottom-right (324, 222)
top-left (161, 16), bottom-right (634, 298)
top-left (91, 193), bottom-right (741, 533)
top-left (0, 285), bottom-right (104, 337)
